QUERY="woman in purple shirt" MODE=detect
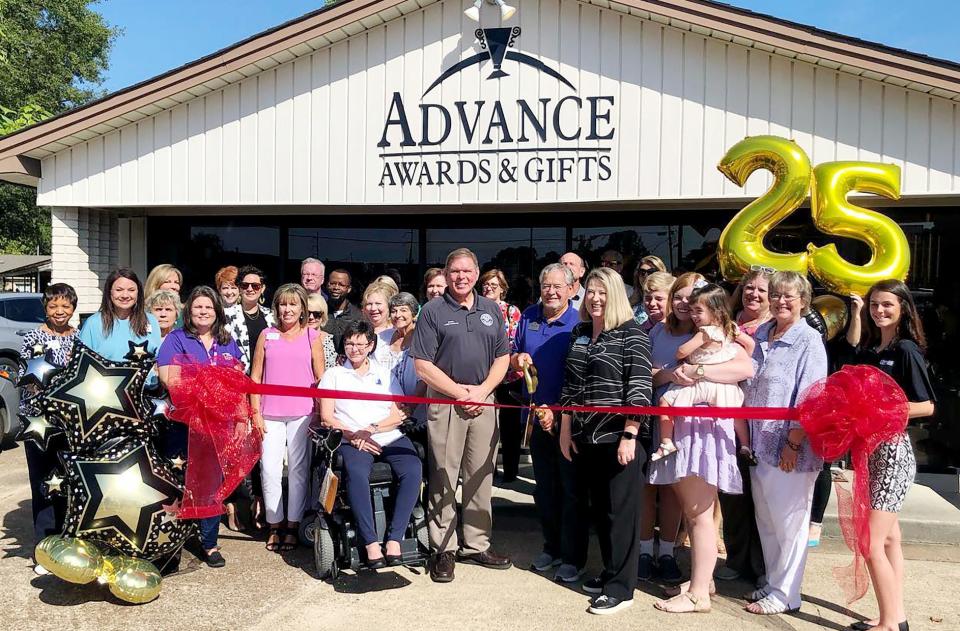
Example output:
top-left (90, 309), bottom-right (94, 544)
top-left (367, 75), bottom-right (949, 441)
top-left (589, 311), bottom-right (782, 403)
top-left (741, 272), bottom-right (828, 615)
top-left (157, 285), bottom-right (245, 569)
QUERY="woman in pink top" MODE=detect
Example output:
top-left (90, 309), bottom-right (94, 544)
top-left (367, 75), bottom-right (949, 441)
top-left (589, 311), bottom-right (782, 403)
top-left (250, 284), bottom-right (325, 553)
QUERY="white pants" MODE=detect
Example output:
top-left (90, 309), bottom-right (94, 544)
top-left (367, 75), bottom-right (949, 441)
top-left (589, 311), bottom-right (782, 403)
top-left (751, 461), bottom-right (818, 609)
top-left (260, 415), bottom-right (312, 524)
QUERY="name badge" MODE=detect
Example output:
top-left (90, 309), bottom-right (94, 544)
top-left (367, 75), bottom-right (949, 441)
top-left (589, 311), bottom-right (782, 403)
top-left (46, 339), bottom-right (61, 351)
top-left (266, 332), bottom-right (281, 341)
top-left (529, 322), bottom-right (541, 331)
top-left (880, 359), bottom-right (895, 367)
top-left (574, 335), bottom-right (590, 345)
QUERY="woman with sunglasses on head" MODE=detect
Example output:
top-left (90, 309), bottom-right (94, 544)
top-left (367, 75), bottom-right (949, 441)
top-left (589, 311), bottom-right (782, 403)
top-left (842, 281), bottom-right (935, 631)
top-left (306, 292), bottom-right (338, 369)
top-left (224, 265), bottom-right (276, 373)
top-left (630, 256), bottom-right (667, 325)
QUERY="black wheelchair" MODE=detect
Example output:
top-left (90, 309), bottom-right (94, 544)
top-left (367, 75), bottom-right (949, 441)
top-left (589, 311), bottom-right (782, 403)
top-left (300, 424), bottom-right (430, 580)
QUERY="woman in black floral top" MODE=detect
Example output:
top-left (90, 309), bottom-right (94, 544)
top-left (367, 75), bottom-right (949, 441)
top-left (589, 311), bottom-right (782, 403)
top-left (17, 283), bottom-right (79, 575)
top-left (559, 268), bottom-right (653, 616)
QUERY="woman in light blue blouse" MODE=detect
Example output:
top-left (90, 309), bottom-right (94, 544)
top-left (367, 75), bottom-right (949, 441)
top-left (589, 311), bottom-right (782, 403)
top-left (79, 268), bottom-right (162, 361)
top-left (741, 271), bottom-right (828, 616)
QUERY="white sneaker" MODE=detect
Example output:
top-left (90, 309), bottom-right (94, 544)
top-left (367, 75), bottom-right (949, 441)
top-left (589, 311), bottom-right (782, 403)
top-left (530, 552), bottom-right (561, 572)
top-left (33, 563), bottom-right (50, 576)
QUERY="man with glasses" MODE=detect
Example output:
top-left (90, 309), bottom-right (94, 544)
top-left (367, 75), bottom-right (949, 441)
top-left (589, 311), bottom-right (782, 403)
top-left (510, 263), bottom-right (584, 581)
top-left (322, 268), bottom-right (361, 346)
top-left (300, 258), bottom-right (327, 298)
top-left (559, 252), bottom-right (587, 308)
top-left (411, 248), bottom-right (513, 583)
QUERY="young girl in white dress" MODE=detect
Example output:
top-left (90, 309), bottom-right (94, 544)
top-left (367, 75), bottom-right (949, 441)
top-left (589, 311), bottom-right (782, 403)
top-left (652, 283), bottom-right (756, 463)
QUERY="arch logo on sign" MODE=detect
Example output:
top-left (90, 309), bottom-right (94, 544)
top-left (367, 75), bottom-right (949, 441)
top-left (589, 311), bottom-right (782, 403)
top-left (377, 27), bottom-right (617, 188)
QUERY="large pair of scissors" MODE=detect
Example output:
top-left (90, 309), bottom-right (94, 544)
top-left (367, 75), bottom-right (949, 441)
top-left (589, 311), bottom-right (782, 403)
top-left (521, 362), bottom-right (546, 448)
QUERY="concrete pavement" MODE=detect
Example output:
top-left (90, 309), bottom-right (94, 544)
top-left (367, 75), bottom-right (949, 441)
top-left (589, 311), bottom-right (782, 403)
top-left (1, 445), bottom-right (958, 631)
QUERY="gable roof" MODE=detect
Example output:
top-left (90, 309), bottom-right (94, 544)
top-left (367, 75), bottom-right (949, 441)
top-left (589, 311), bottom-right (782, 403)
top-left (4, 0), bottom-right (960, 187)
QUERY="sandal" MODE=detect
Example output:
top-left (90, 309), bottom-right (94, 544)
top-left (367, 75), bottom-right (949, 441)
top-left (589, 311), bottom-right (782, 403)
top-left (738, 446), bottom-right (759, 466)
top-left (279, 531), bottom-right (298, 552)
top-left (251, 497), bottom-right (266, 531)
top-left (654, 592), bottom-right (711, 614)
top-left (650, 441), bottom-right (678, 462)
top-left (663, 580), bottom-right (716, 598)
top-left (744, 585), bottom-right (771, 602)
top-left (224, 502), bottom-right (244, 532)
top-left (265, 528), bottom-right (282, 552)
top-left (745, 594), bottom-right (799, 615)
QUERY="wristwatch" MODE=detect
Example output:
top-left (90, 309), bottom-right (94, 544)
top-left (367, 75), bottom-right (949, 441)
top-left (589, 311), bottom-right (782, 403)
top-left (695, 364), bottom-right (705, 379)
top-left (621, 431), bottom-right (637, 440)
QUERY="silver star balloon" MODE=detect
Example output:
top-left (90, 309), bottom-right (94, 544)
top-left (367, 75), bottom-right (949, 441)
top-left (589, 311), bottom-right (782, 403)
top-left (169, 454), bottom-right (186, 470)
top-left (45, 472), bottom-right (65, 495)
top-left (17, 413), bottom-right (62, 450)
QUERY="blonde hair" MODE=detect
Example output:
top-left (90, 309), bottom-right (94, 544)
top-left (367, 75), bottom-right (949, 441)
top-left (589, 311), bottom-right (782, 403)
top-left (145, 264), bottom-right (183, 299)
top-left (271, 283), bottom-right (309, 326)
top-left (307, 293), bottom-right (329, 327)
top-left (665, 272), bottom-right (705, 333)
top-left (578, 267), bottom-right (634, 331)
top-left (643, 271), bottom-right (676, 294)
top-left (769, 271), bottom-right (813, 315)
top-left (363, 281), bottom-right (397, 306)
top-left (639, 255), bottom-right (667, 273)
top-left (373, 275), bottom-right (399, 294)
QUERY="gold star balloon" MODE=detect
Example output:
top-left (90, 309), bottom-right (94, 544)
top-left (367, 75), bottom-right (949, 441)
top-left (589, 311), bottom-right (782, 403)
top-left (17, 413), bottom-right (64, 451)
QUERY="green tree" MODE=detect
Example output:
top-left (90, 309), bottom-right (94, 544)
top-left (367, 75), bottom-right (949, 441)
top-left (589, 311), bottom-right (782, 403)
top-left (0, 0), bottom-right (117, 255)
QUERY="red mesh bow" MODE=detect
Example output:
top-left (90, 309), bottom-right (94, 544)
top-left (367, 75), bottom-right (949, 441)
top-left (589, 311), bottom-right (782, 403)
top-left (796, 364), bottom-right (909, 603)
top-left (166, 355), bottom-right (262, 519)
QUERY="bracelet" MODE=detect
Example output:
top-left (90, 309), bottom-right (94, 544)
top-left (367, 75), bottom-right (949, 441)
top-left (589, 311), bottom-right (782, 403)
top-left (786, 439), bottom-right (802, 451)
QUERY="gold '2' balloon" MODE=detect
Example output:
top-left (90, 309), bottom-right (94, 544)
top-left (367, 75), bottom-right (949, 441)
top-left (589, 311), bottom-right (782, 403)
top-left (717, 136), bottom-right (812, 280)
top-left (808, 162), bottom-right (910, 296)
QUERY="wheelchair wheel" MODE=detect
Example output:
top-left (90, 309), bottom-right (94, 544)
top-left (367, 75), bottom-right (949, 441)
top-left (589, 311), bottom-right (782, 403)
top-left (313, 515), bottom-right (338, 580)
top-left (300, 515), bottom-right (317, 544)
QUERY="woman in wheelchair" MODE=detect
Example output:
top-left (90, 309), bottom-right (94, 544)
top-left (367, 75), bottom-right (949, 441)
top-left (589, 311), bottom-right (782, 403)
top-left (319, 320), bottom-right (423, 568)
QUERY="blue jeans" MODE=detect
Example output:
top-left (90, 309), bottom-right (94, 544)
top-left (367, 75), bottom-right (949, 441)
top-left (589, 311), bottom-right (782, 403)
top-left (158, 421), bottom-right (220, 551)
top-left (339, 435), bottom-right (422, 545)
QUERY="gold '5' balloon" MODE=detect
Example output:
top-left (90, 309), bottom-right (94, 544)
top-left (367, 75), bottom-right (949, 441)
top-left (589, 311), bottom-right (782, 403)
top-left (717, 136), bottom-right (910, 295)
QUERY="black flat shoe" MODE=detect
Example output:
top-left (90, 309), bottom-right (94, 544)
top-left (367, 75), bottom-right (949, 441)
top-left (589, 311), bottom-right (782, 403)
top-left (849, 621), bottom-right (908, 631)
top-left (367, 557), bottom-right (387, 569)
top-left (385, 554), bottom-right (403, 567)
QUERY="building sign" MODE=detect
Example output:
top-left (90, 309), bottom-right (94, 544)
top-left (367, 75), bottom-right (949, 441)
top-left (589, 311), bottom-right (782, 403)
top-left (377, 27), bottom-right (616, 187)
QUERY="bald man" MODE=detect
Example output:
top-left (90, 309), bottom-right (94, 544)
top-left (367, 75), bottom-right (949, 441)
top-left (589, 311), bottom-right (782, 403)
top-left (559, 252), bottom-right (587, 308)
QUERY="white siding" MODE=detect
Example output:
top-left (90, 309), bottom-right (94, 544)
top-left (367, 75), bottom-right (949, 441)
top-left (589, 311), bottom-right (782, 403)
top-left (37, 0), bottom-right (960, 207)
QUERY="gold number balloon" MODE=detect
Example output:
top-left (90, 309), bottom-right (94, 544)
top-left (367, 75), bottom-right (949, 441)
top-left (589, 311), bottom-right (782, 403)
top-left (717, 136), bottom-right (812, 281)
top-left (811, 294), bottom-right (849, 341)
top-left (808, 162), bottom-right (910, 296)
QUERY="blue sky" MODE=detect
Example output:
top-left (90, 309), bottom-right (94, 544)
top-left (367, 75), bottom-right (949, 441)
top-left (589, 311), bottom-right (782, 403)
top-left (96, 0), bottom-right (960, 94)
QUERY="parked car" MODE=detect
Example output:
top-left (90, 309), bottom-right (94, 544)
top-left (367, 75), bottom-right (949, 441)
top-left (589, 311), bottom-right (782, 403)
top-left (0, 292), bottom-right (44, 447)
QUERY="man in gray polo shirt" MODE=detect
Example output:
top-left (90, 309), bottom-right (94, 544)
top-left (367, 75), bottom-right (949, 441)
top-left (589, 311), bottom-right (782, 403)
top-left (411, 247), bottom-right (512, 583)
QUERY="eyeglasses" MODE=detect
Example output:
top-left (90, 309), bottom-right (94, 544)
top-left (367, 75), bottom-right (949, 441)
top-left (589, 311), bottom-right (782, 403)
top-left (344, 341), bottom-right (371, 349)
top-left (769, 293), bottom-right (800, 303)
top-left (239, 282), bottom-right (262, 291)
top-left (540, 283), bottom-right (567, 292)
top-left (307, 311), bottom-right (324, 319)
top-left (750, 264), bottom-right (776, 275)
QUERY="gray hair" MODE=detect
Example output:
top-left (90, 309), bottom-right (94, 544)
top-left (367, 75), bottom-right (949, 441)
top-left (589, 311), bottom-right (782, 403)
top-left (769, 271), bottom-right (813, 315)
top-left (145, 288), bottom-right (182, 313)
top-left (300, 257), bottom-right (325, 273)
top-left (389, 292), bottom-right (420, 315)
top-left (539, 263), bottom-right (575, 286)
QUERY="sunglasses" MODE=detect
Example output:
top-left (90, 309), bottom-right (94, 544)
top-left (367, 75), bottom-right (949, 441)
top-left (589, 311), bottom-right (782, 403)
top-left (239, 282), bottom-right (263, 291)
top-left (749, 264), bottom-right (776, 275)
top-left (307, 310), bottom-right (324, 319)
top-left (638, 267), bottom-right (656, 274)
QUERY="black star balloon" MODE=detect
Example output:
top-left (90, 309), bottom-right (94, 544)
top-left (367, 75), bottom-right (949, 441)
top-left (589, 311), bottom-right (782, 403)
top-left (124, 340), bottom-right (154, 363)
top-left (17, 354), bottom-right (60, 390)
top-left (39, 343), bottom-right (155, 449)
top-left (61, 438), bottom-right (192, 560)
top-left (17, 412), bottom-right (64, 451)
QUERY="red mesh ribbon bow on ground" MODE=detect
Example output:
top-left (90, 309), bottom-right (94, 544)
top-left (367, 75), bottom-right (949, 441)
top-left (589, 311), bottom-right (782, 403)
top-left (166, 356), bottom-right (262, 519)
top-left (796, 364), bottom-right (909, 604)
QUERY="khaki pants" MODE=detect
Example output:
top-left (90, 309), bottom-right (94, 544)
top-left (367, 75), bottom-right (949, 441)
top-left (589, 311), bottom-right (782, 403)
top-left (426, 387), bottom-right (499, 555)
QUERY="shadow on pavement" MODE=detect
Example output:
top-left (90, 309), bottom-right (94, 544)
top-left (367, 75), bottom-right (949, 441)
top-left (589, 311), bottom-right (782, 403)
top-left (1, 499), bottom-right (34, 561)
